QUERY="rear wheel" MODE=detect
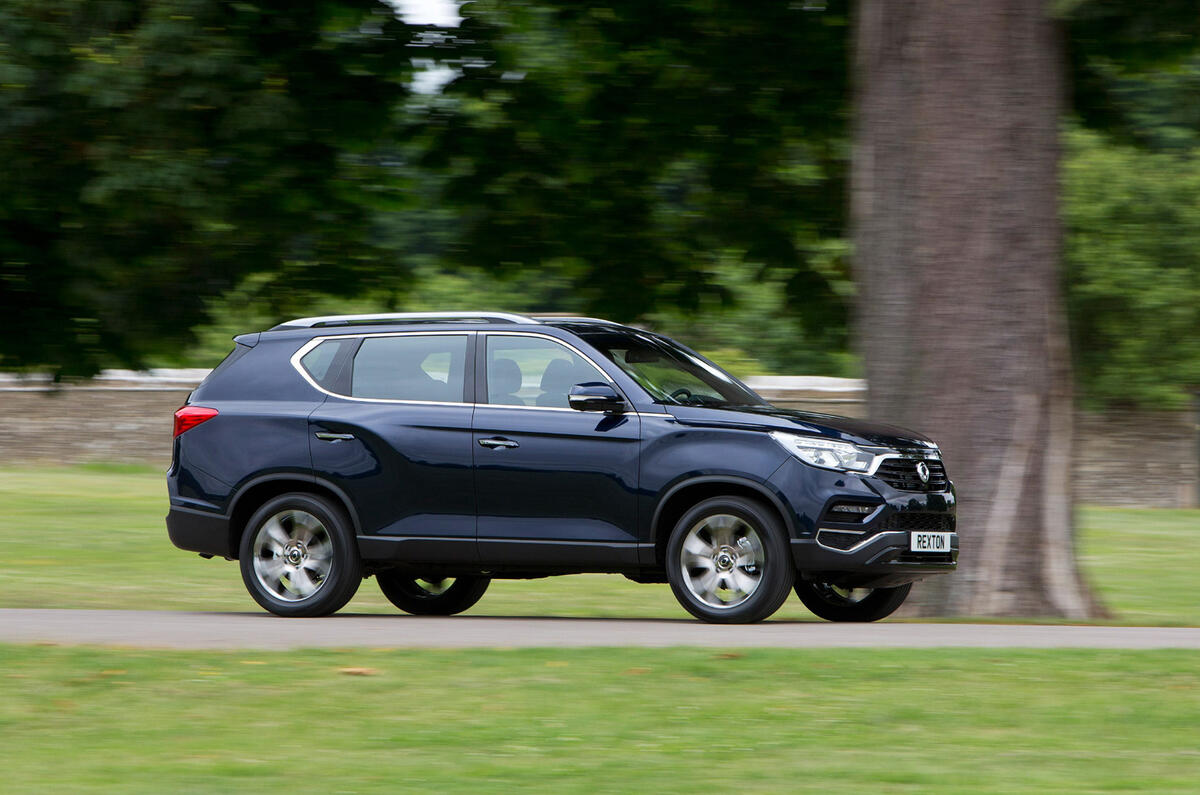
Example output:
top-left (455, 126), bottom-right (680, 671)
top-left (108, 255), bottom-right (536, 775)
top-left (666, 496), bottom-right (794, 624)
top-left (794, 580), bottom-right (912, 622)
top-left (376, 573), bottom-right (490, 616)
top-left (239, 493), bottom-right (362, 617)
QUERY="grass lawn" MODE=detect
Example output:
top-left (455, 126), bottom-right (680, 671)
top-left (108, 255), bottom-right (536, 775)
top-left (1, 645), bottom-right (1197, 793)
top-left (1, 464), bottom-right (1197, 624)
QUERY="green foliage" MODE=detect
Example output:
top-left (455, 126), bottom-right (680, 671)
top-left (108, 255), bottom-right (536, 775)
top-left (646, 247), bottom-right (859, 378)
top-left (180, 256), bottom-right (860, 379)
top-left (171, 263), bottom-right (590, 368)
top-left (412, 0), bottom-right (852, 334)
top-left (1064, 127), bottom-right (1200, 408)
top-left (4, 0), bottom-right (1200, 407)
top-left (1065, 1), bottom-right (1200, 142)
top-left (0, 0), bottom-right (412, 376)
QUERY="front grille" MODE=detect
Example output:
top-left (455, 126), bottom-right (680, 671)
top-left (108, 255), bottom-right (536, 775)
top-left (883, 512), bottom-right (955, 532)
top-left (874, 458), bottom-right (948, 492)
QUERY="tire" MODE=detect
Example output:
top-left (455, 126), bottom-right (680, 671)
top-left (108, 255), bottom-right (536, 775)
top-left (665, 496), bottom-right (794, 624)
top-left (238, 493), bottom-right (362, 617)
top-left (794, 580), bottom-right (912, 622)
top-left (376, 573), bottom-right (490, 616)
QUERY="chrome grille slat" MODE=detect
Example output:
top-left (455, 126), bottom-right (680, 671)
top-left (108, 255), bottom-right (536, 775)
top-left (874, 458), bottom-right (948, 492)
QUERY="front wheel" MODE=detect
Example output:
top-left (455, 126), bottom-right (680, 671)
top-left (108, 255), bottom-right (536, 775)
top-left (376, 573), bottom-right (490, 616)
top-left (793, 580), bottom-right (912, 622)
top-left (666, 496), bottom-right (794, 624)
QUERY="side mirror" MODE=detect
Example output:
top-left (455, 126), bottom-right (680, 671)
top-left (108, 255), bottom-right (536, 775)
top-left (568, 382), bottom-right (626, 414)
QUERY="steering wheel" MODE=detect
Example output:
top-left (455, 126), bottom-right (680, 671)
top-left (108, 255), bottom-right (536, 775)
top-left (669, 387), bottom-right (693, 401)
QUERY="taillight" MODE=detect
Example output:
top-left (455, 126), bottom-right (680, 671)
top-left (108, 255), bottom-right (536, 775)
top-left (173, 406), bottom-right (218, 438)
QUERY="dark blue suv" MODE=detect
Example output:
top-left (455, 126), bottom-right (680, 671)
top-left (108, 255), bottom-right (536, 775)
top-left (167, 312), bottom-right (957, 623)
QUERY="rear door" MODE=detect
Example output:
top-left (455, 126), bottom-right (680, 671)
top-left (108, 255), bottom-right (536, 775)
top-left (472, 332), bottom-right (641, 568)
top-left (303, 331), bottom-right (477, 562)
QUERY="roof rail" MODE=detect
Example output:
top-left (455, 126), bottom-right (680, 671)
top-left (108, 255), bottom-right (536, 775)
top-left (531, 316), bottom-right (623, 326)
top-left (271, 312), bottom-right (538, 330)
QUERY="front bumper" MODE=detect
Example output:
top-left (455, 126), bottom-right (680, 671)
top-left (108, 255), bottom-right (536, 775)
top-left (790, 532), bottom-right (959, 589)
top-left (768, 457), bottom-right (958, 588)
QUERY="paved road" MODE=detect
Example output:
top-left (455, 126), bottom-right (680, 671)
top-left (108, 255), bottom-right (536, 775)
top-left (2, 609), bottom-right (1198, 650)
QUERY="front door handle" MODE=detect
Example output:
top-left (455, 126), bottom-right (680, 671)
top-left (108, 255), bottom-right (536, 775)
top-left (314, 432), bottom-right (355, 442)
top-left (477, 437), bottom-right (519, 450)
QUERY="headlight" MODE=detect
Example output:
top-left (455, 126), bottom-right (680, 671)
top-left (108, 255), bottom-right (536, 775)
top-left (769, 431), bottom-right (882, 473)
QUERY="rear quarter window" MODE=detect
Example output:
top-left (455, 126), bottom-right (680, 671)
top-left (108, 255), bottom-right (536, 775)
top-left (299, 338), bottom-right (356, 391)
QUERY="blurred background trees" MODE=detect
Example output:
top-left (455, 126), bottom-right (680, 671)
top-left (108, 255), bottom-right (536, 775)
top-left (5, 0), bottom-right (1198, 409)
top-left (0, 0), bottom-right (411, 375)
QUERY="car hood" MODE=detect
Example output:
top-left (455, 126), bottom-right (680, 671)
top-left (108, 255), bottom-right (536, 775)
top-left (664, 404), bottom-right (937, 449)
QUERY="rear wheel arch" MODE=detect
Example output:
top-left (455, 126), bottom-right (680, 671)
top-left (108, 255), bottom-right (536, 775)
top-left (651, 476), bottom-right (795, 567)
top-left (227, 475), bottom-right (361, 559)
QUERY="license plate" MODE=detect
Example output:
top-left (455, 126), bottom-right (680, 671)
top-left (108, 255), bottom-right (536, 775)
top-left (910, 532), bottom-right (952, 553)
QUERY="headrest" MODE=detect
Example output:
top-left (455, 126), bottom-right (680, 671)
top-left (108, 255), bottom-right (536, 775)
top-left (490, 357), bottom-right (523, 395)
top-left (539, 357), bottom-right (584, 393)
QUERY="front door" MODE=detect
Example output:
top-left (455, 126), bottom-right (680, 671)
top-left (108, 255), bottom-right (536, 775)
top-left (473, 333), bottom-right (641, 567)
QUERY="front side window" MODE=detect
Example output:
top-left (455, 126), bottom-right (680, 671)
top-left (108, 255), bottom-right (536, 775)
top-left (350, 334), bottom-right (468, 402)
top-left (577, 330), bottom-right (765, 408)
top-left (486, 335), bottom-right (607, 408)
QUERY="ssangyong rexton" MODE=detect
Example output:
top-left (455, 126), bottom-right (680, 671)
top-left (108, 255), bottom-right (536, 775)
top-left (167, 312), bottom-right (957, 623)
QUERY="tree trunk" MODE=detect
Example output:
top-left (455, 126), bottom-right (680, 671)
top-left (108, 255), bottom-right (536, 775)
top-left (851, 0), bottom-right (1100, 617)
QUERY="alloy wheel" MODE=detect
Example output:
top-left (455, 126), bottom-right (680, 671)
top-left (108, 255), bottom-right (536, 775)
top-left (678, 513), bottom-right (765, 610)
top-left (251, 509), bottom-right (333, 602)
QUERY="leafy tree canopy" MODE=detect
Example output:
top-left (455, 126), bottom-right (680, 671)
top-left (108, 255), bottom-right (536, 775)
top-left (0, 0), bottom-right (412, 376)
top-left (4, 0), bottom-right (1200, 409)
top-left (411, 0), bottom-right (851, 338)
top-left (1065, 127), bottom-right (1200, 408)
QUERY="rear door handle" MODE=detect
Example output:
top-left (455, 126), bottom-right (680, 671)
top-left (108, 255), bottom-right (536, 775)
top-left (477, 437), bottom-right (519, 450)
top-left (314, 432), bottom-right (355, 442)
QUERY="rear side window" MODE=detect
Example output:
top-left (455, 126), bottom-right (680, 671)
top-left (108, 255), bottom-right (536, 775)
top-left (351, 334), bottom-right (468, 403)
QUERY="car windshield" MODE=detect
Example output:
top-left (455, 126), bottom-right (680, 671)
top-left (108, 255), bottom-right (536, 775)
top-left (574, 329), bottom-right (766, 408)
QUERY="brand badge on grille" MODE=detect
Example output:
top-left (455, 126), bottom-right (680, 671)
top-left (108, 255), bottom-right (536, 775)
top-left (915, 461), bottom-right (931, 483)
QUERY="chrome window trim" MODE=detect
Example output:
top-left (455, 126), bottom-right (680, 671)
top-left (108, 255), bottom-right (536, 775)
top-left (474, 403), bottom-right (590, 415)
top-left (290, 329), bottom-right (652, 414)
top-left (480, 330), bottom-right (635, 409)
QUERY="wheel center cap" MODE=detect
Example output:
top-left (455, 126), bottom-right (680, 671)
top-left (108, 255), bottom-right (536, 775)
top-left (283, 542), bottom-right (306, 566)
top-left (714, 546), bottom-right (737, 572)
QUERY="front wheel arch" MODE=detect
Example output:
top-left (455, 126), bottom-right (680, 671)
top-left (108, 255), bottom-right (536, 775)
top-left (651, 476), bottom-right (795, 566)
